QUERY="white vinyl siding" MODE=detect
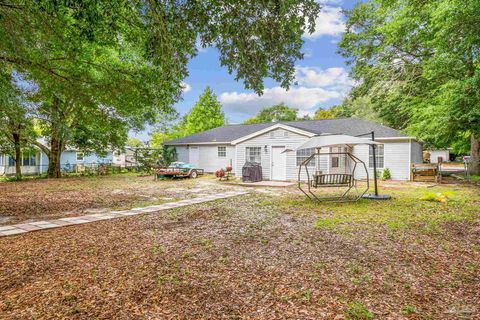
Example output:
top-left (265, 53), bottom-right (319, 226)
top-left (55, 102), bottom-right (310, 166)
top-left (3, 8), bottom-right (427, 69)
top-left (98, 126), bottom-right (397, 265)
top-left (235, 128), bottom-right (311, 180)
top-left (173, 145), bottom-right (234, 173)
top-left (353, 140), bottom-right (412, 180)
top-left (429, 150), bottom-right (449, 163)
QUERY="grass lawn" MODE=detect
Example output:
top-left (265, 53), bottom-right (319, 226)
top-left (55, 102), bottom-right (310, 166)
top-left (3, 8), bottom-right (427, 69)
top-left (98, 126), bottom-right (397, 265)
top-left (0, 178), bottom-right (479, 318)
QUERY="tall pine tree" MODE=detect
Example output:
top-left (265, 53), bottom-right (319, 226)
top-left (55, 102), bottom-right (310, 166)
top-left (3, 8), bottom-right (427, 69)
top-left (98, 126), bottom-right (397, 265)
top-left (184, 87), bottom-right (225, 135)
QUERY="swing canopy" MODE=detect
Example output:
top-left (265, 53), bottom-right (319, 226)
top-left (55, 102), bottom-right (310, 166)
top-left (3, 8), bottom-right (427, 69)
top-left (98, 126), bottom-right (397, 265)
top-left (295, 134), bottom-right (381, 150)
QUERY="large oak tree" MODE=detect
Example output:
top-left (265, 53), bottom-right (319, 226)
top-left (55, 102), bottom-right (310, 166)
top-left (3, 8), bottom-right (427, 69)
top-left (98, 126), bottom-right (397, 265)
top-left (1, 0), bottom-right (320, 177)
top-left (339, 0), bottom-right (480, 175)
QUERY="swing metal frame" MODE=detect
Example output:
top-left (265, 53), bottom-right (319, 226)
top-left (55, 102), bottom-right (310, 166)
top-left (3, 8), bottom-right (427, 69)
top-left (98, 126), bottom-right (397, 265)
top-left (297, 148), bottom-right (370, 202)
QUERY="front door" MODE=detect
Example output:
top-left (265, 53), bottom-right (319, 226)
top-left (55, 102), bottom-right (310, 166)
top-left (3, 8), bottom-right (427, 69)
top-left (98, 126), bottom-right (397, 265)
top-left (189, 146), bottom-right (199, 167)
top-left (271, 146), bottom-right (286, 180)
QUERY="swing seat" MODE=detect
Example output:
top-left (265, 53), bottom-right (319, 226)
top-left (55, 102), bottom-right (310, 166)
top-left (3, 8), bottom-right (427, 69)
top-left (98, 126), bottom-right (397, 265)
top-left (311, 173), bottom-right (353, 188)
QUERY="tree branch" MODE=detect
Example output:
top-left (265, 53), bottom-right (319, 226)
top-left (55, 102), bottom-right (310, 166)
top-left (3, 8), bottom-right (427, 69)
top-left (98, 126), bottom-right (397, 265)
top-left (0, 56), bottom-right (71, 81)
top-left (0, 2), bottom-right (24, 10)
top-left (28, 139), bottom-right (50, 156)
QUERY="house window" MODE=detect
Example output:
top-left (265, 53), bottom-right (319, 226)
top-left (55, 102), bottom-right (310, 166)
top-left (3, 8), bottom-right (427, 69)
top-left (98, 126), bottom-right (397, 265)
top-left (246, 147), bottom-right (261, 163)
top-left (270, 131), bottom-right (275, 138)
top-left (369, 145), bottom-right (384, 168)
top-left (8, 156), bottom-right (15, 166)
top-left (331, 157), bottom-right (339, 168)
top-left (218, 146), bottom-right (226, 158)
top-left (22, 151), bottom-right (37, 166)
top-left (76, 152), bottom-right (85, 162)
top-left (284, 131), bottom-right (289, 137)
top-left (296, 148), bottom-right (315, 167)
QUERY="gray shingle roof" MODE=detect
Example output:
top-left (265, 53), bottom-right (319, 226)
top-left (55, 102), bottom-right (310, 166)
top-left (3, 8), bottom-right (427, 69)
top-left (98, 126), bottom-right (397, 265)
top-left (165, 118), bottom-right (405, 145)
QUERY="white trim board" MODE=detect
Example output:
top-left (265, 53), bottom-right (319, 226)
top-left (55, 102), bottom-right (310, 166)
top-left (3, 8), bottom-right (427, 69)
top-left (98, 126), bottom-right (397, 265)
top-left (231, 123), bottom-right (316, 145)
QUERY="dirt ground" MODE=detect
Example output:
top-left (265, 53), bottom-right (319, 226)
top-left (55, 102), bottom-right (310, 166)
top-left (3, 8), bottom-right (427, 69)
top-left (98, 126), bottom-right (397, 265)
top-left (0, 174), bottom-right (241, 225)
top-left (0, 176), bottom-right (479, 319)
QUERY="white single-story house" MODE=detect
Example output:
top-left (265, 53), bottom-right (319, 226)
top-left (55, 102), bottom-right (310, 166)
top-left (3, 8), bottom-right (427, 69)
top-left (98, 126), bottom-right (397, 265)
top-left (164, 118), bottom-right (423, 181)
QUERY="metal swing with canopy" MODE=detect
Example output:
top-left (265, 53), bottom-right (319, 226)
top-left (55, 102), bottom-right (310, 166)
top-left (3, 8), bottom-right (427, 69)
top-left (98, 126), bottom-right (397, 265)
top-left (294, 134), bottom-right (382, 202)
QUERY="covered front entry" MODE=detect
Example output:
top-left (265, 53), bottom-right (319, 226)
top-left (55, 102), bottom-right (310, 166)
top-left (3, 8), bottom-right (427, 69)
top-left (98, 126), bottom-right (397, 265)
top-left (271, 146), bottom-right (286, 180)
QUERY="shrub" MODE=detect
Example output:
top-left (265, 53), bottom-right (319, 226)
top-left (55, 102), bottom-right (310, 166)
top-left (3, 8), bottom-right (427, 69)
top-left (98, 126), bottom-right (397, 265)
top-left (402, 305), bottom-right (417, 315)
top-left (419, 191), bottom-right (453, 203)
top-left (382, 168), bottom-right (391, 180)
top-left (345, 302), bottom-right (374, 320)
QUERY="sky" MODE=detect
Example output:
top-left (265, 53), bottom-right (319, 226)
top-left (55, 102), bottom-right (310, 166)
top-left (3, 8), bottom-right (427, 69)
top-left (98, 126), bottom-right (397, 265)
top-left (133, 0), bottom-right (358, 140)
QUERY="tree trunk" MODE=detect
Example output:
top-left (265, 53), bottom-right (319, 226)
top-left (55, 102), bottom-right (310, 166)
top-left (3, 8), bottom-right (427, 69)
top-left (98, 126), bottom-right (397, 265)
top-left (469, 133), bottom-right (480, 176)
top-left (47, 136), bottom-right (63, 178)
top-left (13, 132), bottom-right (22, 179)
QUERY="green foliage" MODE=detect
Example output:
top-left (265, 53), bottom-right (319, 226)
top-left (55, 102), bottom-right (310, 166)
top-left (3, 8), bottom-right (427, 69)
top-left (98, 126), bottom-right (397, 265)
top-left (126, 138), bottom-right (144, 148)
top-left (313, 108), bottom-right (336, 120)
top-left (244, 103), bottom-right (298, 124)
top-left (419, 192), bottom-right (453, 203)
top-left (402, 305), bottom-right (417, 315)
top-left (382, 168), bottom-right (391, 180)
top-left (0, 70), bottom-right (37, 178)
top-left (161, 146), bottom-right (177, 166)
top-left (345, 302), bottom-right (374, 320)
top-left (333, 96), bottom-right (382, 123)
top-left (135, 148), bottom-right (163, 172)
top-left (315, 217), bottom-right (345, 230)
top-left (338, 0), bottom-right (480, 174)
top-left (1, 1), bottom-right (321, 177)
top-left (151, 87), bottom-right (225, 144)
top-left (1, 1), bottom-right (320, 96)
top-left (184, 87), bottom-right (225, 136)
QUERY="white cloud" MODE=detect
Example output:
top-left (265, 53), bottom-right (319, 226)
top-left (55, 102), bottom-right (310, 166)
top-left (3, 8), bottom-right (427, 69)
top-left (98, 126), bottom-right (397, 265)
top-left (303, 48), bottom-right (313, 58)
top-left (219, 86), bottom-right (341, 116)
top-left (295, 66), bottom-right (354, 92)
top-left (181, 82), bottom-right (191, 93)
top-left (219, 66), bottom-right (354, 118)
top-left (304, 6), bottom-right (345, 39)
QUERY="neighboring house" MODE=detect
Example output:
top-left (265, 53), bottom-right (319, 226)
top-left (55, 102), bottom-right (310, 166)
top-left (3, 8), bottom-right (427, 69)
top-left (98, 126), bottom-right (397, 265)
top-left (112, 147), bottom-right (139, 168)
top-left (164, 118), bottom-right (423, 181)
top-left (0, 148), bottom-right (113, 176)
top-left (427, 149), bottom-right (450, 163)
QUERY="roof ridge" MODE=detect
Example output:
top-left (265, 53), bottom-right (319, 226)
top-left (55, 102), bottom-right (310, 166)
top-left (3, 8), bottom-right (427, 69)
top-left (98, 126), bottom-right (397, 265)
top-left (165, 118), bottom-right (405, 145)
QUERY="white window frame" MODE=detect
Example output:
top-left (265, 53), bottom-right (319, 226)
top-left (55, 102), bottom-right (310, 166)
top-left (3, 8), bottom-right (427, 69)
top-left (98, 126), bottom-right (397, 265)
top-left (296, 148), bottom-right (315, 167)
top-left (369, 145), bottom-right (384, 168)
top-left (22, 151), bottom-right (37, 166)
top-left (218, 146), bottom-right (226, 158)
top-left (76, 152), bottom-right (85, 162)
top-left (245, 147), bottom-right (261, 163)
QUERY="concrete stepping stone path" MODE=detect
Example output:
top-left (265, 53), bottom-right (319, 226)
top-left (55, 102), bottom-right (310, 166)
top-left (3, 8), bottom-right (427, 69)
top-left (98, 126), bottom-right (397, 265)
top-left (0, 191), bottom-right (247, 237)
